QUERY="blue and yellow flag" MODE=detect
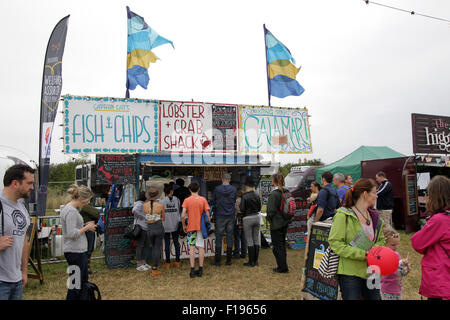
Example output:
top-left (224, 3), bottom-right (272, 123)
top-left (264, 26), bottom-right (304, 99)
top-left (126, 6), bottom-right (174, 97)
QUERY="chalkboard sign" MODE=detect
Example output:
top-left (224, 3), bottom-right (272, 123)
top-left (287, 207), bottom-right (308, 247)
top-left (104, 207), bottom-right (137, 269)
top-left (405, 175), bottom-right (418, 216)
top-left (259, 180), bottom-right (273, 205)
top-left (96, 154), bottom-right (136, 185)
top-left (302, 222), bottom-right (339, 300)
top-left (212, 104), bottom-right (238, 152)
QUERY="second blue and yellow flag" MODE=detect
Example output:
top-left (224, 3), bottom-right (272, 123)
top-left (126, 6), bottom-right (174, 97)
top-left (264, 26), bottom-right (304, 99)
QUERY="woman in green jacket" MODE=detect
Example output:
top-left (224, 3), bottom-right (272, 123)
top-left (328, 178), bottom-right (386, 300)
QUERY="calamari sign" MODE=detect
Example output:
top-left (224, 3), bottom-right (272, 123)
top-left (239, 105), bottom-right (312, 154)
top-left (63, 95), bottom-right (159, 154)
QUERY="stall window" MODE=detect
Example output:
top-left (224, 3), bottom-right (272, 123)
top-left (285, 174), bottom-right (303, 189)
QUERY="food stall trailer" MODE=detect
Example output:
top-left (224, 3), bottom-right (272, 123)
top-left (361, 113), bottom-right (450, 233)
top-left (62, 95), bottom-right (312, 268)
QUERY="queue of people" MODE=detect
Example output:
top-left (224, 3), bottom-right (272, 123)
top-left (1, 163), bottom-right (448, 301)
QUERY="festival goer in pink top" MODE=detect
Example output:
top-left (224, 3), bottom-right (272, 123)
top-left (411, 175), bottom-right (450, 300)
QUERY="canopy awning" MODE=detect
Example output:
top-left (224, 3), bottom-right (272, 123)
top-left (138, 154), bottom-right (275, 167)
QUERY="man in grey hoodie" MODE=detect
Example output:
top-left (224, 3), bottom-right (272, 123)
top-left (212, 173), bottom-right (237, 266)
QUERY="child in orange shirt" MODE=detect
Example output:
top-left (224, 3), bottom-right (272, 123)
top-left (181, 182), bottom-right (210, 278)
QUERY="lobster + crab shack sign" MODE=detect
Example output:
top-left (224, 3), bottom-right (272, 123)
top-left (62, 95), bottom-right (159, 154)
top-left (159, 100), bottom-right (239, 153)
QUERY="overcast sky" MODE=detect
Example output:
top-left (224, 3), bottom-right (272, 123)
top-left (0, 0), bottom-right (449, 167)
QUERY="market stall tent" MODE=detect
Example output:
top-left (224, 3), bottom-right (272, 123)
top-left (315, 146), bottom-right (406, 182)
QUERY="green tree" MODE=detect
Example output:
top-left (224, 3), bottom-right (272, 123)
top-left (49, 160), bottom-right (87, 192)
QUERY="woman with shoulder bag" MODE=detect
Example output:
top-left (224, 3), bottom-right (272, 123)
top-left (61, 185), bottom-right (97, 300)
top-left (327, 178), bottom-right (386, 300)
top-left (240, 178), bottom-right (262, 267)
top-left (132, 191), bottom-right (150, 271)
top-left (144, 187), bottom-right (165, 276)
top-left (411, 175), bottom-right (450, 300)
top-left (267, 173), bottom-right (290, 273)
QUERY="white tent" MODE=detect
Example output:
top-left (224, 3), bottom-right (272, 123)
top-left (0, 145), bottom-right (36, 191)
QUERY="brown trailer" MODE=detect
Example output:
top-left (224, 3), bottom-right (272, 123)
top-left (361, 156), bottom-right (419, 233)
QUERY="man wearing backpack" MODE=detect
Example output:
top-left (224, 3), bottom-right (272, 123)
top-left (315, 171), bottom-right (339, 222)
top-left (267, 173), bottom-right (293, 274)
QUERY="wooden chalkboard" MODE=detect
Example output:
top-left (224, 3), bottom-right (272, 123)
top-left (405, 174), bottom-right (418, 216)
top-left (96, 154), bottom-right (136, 185)
top-left (259, 180), bottom-right (273, 205)
top-left (301, 222), bottom-right (339, 300)
top-left (104, 207), bottom-right (137, 269)
top-left (211, 104), bottom-right (237, 152)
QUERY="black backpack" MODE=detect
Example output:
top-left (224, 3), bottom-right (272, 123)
top-left (80, 281), bottom-right (101, 300)
top-left (323, 186), bottom-right (340, 211)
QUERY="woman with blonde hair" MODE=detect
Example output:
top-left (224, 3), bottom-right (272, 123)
top-left (61, 184), bottom-right (97, 300)
top-left (411, 175), bottom-right (450, 300)
top-left (380, 226), bottom-right (411, 300)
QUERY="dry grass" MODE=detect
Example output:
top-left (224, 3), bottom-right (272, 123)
top-left (23, 231), bottom-right (424, 300)
top-left (46, 188), bottom-right (69, 210)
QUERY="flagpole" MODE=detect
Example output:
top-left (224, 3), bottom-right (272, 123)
top-left (263, 24), bottom-right (271, 107)
top-left (125, 6), bottom-right (130, 98)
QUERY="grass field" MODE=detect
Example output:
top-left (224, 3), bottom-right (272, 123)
top-left (23, 230), bottom-right (425, 300)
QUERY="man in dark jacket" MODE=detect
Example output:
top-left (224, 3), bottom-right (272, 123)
top-left (267, 173), bottom-right (291, 273)
top-left (212, 173), bottom-right (237, 266)
top-left (375, 171), bottom-right (394, 227)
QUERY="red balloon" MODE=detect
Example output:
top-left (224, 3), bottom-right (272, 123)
top-left (367, 246), bottom-right (399, 276)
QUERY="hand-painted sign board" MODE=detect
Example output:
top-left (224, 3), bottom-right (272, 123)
top-left (239, 105), bottom-right (312, 154)
top-left (62, 96), bottom-right (312, 155)
top-left (63, 95), bottom-right (159, 154)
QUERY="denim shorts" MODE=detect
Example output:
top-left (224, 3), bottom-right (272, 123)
top-left (0, 280), bottom-right (23, 300)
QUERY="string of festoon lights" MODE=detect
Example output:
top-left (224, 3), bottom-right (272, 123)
top-left (362, 0), bottom-right (450, 24)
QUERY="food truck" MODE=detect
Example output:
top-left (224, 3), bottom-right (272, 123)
top-left (62, 95), bottom-right (313, 267)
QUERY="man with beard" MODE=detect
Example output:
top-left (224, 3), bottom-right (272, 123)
top-left (0, 164), bottom-right (35, 300)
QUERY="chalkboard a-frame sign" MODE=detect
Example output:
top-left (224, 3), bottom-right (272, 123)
top-left (301, 222), bottom-right (339, 300)
top-left (104, 207), bottom-right (137, 269)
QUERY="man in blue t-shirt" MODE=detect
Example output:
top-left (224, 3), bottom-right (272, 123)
top-left (315, 171), bottom-right (339, 222)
